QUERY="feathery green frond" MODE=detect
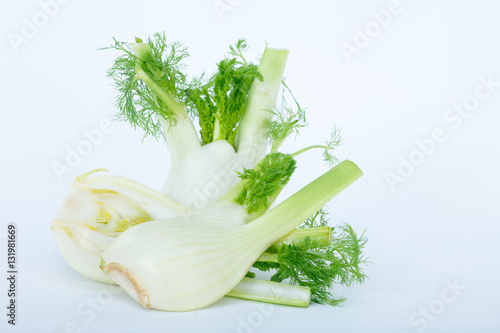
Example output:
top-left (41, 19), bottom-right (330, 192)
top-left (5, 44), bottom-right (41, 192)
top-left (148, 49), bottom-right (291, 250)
top-left (322, 125), bottom-right (343, 166)
top-left (265, 80), bottom-right (307, 153)
top-left (188, 40), bottom-right (263, 146)
top-left (291, 124), bottom-right (343, 166)
top-left (105, 33), bottom-right (191, 140)
top-left (235, 152), bottom-right (296, 213)
top-left (299, 208), bottom-right (329, 229)
top-left (228, 39), bottom-right (250, 65)
top-left (253, 210), bottom-right (368, 306)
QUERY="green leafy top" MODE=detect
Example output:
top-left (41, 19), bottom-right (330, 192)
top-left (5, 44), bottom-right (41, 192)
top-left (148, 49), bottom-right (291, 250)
top-left (106, 33), bottom-right (343, 166)
top-left (106, 35), bottom-right (263, 148)
top-left (252, 210), bottom-right (368, 306)
top-left (235, 152), bottom-right (296, 214)
top-left (105, 32), bottom-right (191, 139)
top-left (291, 125), bottom-right (343, 167)
top-left (228, 39), bottom-right (250, 65)
top-left (265, 81), bottom-right (307, 153)
top-left (263, 81), bottom-right (343, 166)
top-left (188, 40), bottom-right (263, 146)
top-left (299, 208), bottom-right (329, 228)
top-left (322, 125), bottom-right (343, 166)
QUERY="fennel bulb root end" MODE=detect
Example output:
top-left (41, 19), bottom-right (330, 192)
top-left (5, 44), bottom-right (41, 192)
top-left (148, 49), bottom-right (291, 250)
top-left (103, 262), bottom-right (150, 308)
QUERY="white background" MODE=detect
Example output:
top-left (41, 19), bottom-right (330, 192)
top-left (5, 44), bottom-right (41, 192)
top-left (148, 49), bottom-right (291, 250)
top-left (1, 0), bottom-right (500, 332)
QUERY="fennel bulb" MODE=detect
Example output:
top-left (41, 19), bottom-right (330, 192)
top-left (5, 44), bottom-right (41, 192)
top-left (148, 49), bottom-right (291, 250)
top-left (52, 34), bottom-right (368, 310)
top-left (101, 160), bottom-right (362, 311)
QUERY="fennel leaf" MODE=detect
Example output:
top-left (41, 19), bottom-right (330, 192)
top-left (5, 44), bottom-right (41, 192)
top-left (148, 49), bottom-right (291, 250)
top-left (188, 39), bottom-right (263, 146)
top-left (253, 210), bottom-right (368, 306)
top-left (265, 80), bottom-right (307, 153)
top-left (235, 152), bottom-right (296, 213)
top-left (105, 33), bottom-right (191, 140)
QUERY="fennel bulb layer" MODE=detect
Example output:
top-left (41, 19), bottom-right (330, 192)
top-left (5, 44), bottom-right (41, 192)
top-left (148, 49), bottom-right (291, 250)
top-left (162, 140), bottom-right (252, 210)
top-left (52, 169), bottom-right (191, 283)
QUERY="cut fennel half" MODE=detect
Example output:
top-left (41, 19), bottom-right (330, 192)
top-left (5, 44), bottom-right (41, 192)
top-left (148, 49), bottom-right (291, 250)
top-left (51, 169), bottom-right (191, 283)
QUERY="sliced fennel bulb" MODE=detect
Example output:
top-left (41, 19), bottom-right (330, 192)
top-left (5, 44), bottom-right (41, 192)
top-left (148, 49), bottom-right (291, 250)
top-left (101, 160), bottom-right (362, 311)
top-left (51, 169), bottom-right (191, 283)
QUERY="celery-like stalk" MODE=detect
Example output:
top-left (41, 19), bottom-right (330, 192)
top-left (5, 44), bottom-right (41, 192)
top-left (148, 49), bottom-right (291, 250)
top-left (237, 48), bottom-right (289, 164)
top-left (253, 161), bottom-right (362, 245)
top-left (267, 227), bottom-right (331, 251)
top-left (132, 44), bottom-right (201, 161)
top-left (226, 278), bottom-right (310, 307)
